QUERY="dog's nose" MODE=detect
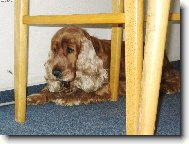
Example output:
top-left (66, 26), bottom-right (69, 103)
top-left (52, 70), bottom-right (62, 78)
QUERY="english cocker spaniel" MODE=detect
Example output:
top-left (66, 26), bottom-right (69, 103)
top-left (27, 27), bottom-right (180, 106)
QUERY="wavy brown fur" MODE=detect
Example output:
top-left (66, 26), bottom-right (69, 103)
top-left (27, 27), bottom-right (180, 106)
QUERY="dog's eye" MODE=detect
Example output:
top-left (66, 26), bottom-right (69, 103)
top-left (67, 47), bottom-right (74, 54)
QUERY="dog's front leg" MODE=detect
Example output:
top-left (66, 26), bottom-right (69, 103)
top-left (27, 87), bottom-right (56, 105)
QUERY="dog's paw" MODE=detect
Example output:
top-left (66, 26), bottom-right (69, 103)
top-left (52, 99), bottom-right (82, 106)
top-left (27, 94), bottom-right (47, 105)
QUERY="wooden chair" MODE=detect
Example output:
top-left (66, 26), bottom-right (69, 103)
top-left (14, 0), bottom-right (180, 135)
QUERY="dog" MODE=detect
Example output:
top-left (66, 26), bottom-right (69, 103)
top-left (27, 27), bottom-right (180, 106)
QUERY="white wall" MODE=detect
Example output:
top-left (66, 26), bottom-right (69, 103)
top-left (166, 0), bottom-right (180, 61)
top-left (0, 0), bottom-right (180, 91)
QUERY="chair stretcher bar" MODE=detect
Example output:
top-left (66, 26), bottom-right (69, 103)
top-left (168, 13), bottom-right (180, 22)
top-left (23, 13), bottom-right (180, 25)
top-left (23, 13), bottom-right (125, 25)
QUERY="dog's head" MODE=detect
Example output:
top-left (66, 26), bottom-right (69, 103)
top-left (45, 27), bottom-right (108, 93)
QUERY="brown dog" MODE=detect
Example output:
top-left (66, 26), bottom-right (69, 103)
top-left (27, 27), bottom-right (180, 106)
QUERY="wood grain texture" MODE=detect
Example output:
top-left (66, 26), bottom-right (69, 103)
top-left (110, 0), bottom-right (123, 101)
top-left (125, 0), bottom-right (144, 135)
top-left (14, 0), bottom-right (29, 123)
top-left (138, 0), bottom-right (171, 135)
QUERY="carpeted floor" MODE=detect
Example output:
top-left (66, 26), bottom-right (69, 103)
top-left (0, 89), bottom-right (180, 135)
top-left (0, 61), bottom-right (181, 135)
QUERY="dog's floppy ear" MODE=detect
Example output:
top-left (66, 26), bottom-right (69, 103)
top-left (74, 37), bottom-right (108, 92)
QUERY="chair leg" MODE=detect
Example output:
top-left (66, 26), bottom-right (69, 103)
top-left (110, 0), bottom-right (124, 101)
top-left (125, 0), bottom-right (144, 135)
top-left (14, 0), bottom-right (29, 123)
top-left (138, 0), bottom-right (171, 135)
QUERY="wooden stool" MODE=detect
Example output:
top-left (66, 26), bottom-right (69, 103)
top-left (14, 0), bottom-right (180, 135)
